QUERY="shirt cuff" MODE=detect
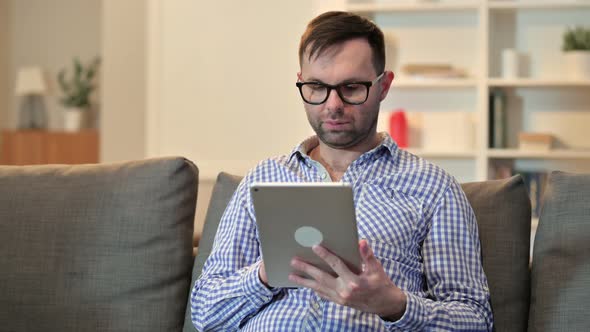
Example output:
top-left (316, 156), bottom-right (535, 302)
top-left (381, 291), bottom-right (428, 331)
top-left (241, 260), bottom-right (280, 307)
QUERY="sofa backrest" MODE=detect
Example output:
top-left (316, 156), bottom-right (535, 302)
top-left (0, 157), bottom-right (198, 332)
top-left (184, 173), bottom-right (532, 332)
top-left (183, 172), bottom-right (243, 331)
top-left (462, 176), bottom-right (531, 332)
top-left (529, 171), bottom-right (590, 331)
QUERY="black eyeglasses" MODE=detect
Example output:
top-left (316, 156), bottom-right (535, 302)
top-left (296, 72), bottom-right (384, 105)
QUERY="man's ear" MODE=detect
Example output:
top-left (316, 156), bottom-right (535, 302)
top-left (297, 72), bottom-right (303, 81)
top-left (379, 71), bottom-right (395, 101)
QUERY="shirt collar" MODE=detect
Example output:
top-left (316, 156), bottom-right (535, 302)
top-left (288, 132), bottom-right (399, 165)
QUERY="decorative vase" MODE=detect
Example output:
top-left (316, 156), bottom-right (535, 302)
top-left (564, 51), bottom-right (590, 80)
top-left (389, 110), bottom-right (408, 148)
top-left (63, 107), bottom-right (87, 132)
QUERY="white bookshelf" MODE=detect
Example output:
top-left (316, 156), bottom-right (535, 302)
top-left (488, 0), bottom-right (590, 10)
top-left (345, 0), bottom-right (590, 11)
top-left (340, 0), bottom-right (590, 183)
top-left (347, 2), bottom-right (480, 13)
top-left (395, 78), bottom-right (478, 88)
top-left (488, 149), bottom-right (590, 159)
top-left (488, 78), bottom-right (590, 87)
top-left (406, 148), bottom-right (477, 159)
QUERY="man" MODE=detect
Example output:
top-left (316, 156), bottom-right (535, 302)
top-left (191, 11), bottom-right (492, 331)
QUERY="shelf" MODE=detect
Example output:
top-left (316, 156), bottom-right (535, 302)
top-left (394, 78), bottom-right (478, 88)
top-left (347, 2), bottom-right (480, 13)
top-left (488, 78), bottom-right (590, 88)
top-left (488, 149), bottom-right (590, 159)
top-left (405, 148), bottom-right (477, 158)
top-left (488, 0), bottom-right (590, 10)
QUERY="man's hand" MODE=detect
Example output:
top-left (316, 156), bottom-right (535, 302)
top-left (288, 239), bottom-right (407, 321)
top-left (258, 261), bottom-right (271, 288)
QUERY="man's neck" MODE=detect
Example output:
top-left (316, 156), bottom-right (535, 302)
top-left (309, 134), bottom-right (381, 181)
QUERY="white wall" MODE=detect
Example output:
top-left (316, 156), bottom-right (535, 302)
top-left (147, 0), bottom-right (315, 178)
top-left (100, 0), bottom-right (147, 162)
top-left (8, 0), bottom-right (101, 130)
top-left (0, 0), bottom-right (10, 131)
top-left (146, 0), bottom-right (318, 234)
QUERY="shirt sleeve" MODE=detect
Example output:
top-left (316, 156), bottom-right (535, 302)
top-left (382, 180), bottom-right (494, 331)
top-left (190, 177), bottom-right (280, 331)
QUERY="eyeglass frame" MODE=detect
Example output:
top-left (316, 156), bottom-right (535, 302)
top-left (296, 72), bottom-right (385, 105)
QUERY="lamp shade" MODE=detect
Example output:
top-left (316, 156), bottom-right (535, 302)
top-left (15, 67), bottom-right (47, 96)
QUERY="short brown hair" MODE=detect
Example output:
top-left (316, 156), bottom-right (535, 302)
top-left (299, 11), bottom-right (386, 74)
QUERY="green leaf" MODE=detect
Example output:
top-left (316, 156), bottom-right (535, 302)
top-left (56, 55), bottom-right (100, 108)
top-left (563, 26), bottom-right (590, 51)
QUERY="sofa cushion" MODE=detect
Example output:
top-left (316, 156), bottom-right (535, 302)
top-left (529, 171), bottom-right (590, 331)
top-left (183, 172), bottom-right (242, 332)
top-left (0, 157), bottom-right (198, 332)
top-left (462, 176), bottom-right (531, 332)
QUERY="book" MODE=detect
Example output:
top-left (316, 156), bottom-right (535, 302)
top-left (518, 132), bottom-right (553, 151)
top-left (489, 89), bottom-right (507, 148)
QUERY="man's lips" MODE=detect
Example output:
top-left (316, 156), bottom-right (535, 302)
top-left (323, 120), bottom-right (350, 130)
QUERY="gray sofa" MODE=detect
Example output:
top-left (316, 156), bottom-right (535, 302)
top-left (1, 157), bottom-right (588, 331)
top-left (1, 157), bottom-right (198, 331)
top-left (187, 171), bottom-right (590, 332)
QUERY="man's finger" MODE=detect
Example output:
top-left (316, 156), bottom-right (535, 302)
top-left (359, 239), bottom-right (382, 273)
top-left (312, 245), bottom-right (357, 279)
top-left (288, 273), bottom-right (339, 303)
top-left (288, 273), bottom-right (318, 290)
top-left (290, 257), bottom-right (337, 288)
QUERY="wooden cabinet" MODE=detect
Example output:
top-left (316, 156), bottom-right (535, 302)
top-left (0, 130), bottom-right (99, 165)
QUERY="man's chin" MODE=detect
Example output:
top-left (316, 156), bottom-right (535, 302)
top-left (317, 131), bottom-right (359, 149)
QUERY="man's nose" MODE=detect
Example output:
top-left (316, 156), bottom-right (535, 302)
top-left (325, 88), bottom-right (344, 111)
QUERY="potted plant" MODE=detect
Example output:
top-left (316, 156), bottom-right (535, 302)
top-left (57, 57), bottom-right (100, 131)
top-left (562, 26), bottom-right (590, 80)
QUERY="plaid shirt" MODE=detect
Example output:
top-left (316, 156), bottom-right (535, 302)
top-left (191, 133), bottom-right (493, 331)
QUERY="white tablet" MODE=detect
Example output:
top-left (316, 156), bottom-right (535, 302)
top-left (251, 182), bottom-right (361, 288)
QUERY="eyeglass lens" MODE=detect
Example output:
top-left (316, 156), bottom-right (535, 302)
top-left (300, 83), bottom-right (368, 104)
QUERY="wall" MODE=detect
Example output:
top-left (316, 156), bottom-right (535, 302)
top-left (147, 0), bottom-right (315, 178)
top-left (8, 0), bottom-right (101, 130)
top-left (100, 0), bottom-right (147, 163)
top-left (0, 0), bottom-right (10, 131)
top-left (146, 0), bottom-right (318, 233)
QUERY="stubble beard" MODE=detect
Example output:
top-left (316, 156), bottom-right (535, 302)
top-left (308, 113), bottom-right (379, 150)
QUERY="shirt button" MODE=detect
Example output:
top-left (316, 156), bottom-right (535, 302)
top-left (320, 173), bottom-right (327, 179)
top-left (312, 301), bottom-right (320, 309)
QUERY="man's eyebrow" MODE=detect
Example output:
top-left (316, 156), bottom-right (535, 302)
top-left (301, 76), bottom-right (323, 83)
top-left (301, 76), bottom-right (369, 84)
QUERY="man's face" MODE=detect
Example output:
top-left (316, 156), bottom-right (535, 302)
top-left (299, 38), bottom-right (392, 150)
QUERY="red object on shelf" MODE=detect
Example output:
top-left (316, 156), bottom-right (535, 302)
top-left (389, 110), bottom-right (408, 148)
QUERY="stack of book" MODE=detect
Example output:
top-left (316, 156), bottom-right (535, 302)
top-left (401, 63), bottom-right (467, 79)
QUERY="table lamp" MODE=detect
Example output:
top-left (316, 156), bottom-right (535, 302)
top-left (15, 66), bottom-right (48, 129)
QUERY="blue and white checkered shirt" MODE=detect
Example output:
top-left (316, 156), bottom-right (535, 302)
top-left (191, 133), bottom-right (493, 331)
